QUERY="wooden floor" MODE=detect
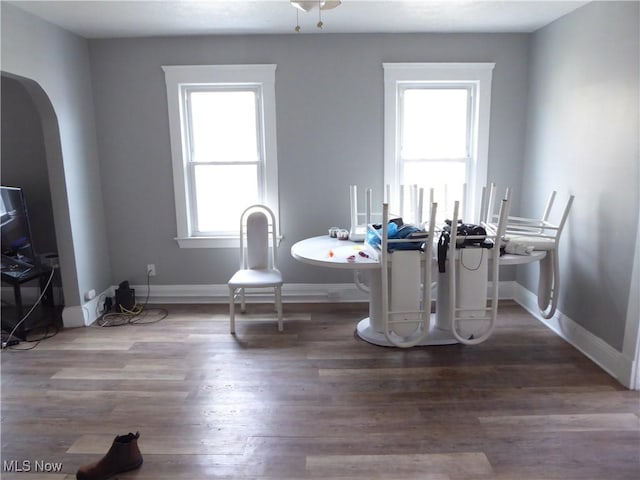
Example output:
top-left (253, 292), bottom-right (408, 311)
top-left (1, 301), bottom-right (639, 479)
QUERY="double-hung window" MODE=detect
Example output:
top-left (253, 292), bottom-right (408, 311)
top-left (384, 63), bottom-right (494, 222)
top-left (163, 65), bottom-right (278, 248)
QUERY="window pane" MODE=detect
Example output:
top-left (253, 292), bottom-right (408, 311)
top-left (193, 164), bottom-right (259, 233)
top-left (401, 88), bottom-right (469, 160)
top-left (404, 161), bottom-right (465, 218)
top-left (189, 90), bottom-right (258, 163)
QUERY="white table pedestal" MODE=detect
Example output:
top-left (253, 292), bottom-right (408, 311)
top-left (291, 236), bottom-right (546, 348)
top-left (354, 269), bottom-right (458, 347)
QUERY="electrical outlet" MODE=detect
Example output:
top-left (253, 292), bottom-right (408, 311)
top-left (147, 264), bottom-right (156, 277)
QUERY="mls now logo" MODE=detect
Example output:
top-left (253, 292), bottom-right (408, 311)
top-left (3, 459), bottom-right (63, 473)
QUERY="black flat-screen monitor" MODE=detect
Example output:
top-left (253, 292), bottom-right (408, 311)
top-left (1, 186), bottom-right (37, 271)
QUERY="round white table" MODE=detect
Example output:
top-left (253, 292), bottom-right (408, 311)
top-left (290, 235), bottom-right (379, 270)
top-left (291, 235), bottom-right (546, 347)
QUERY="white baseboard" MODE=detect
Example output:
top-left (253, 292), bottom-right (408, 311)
top-left (128, 282), bottom-right (370, 304)
top-left (62, 305), bottom-right (89, 328)
top-left (3, 280), bottom-right (515, 309)
top-left (513, 283), bottom-right (633, 389)
top-left (127, 280), bottom-right (516, 305)
top-left (61, 286), bottom-right (112, 328)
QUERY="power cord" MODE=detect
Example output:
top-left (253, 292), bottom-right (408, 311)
top-left (460, 247), bottom-right (485, 271)
top-left (2, 268), bottom-right (57, 351)
top-left (5, 324), bottom-right (60, 351)
top-left (96, 271), bottom-right (168, 327)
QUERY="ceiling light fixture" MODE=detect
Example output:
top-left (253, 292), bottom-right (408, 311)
top-left (291, 0), bottom-right (342, 32)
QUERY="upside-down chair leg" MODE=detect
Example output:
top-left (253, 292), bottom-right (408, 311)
top-left (538, 250), bottom-right (559, 319)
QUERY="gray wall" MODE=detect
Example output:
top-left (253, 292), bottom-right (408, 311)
top-left (1, 76), bottom-right (58, 258)
top-left (522, 1), bottom-right (639, 350)
top-left (1, 3), bottom-right (112, 311)
top-left (88, 33), bottom-right (530, 286)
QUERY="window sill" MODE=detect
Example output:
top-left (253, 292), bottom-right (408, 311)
top-left (175, 236), bottom-right (283, 249)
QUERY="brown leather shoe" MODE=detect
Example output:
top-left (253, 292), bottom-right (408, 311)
top-left (76, 431), bottom-right (143, 480)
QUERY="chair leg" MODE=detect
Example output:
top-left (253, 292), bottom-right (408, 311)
top-left (229, 287), bottom-right (236, 334)
top-left (240, 288), bottom-right (246, 313)
top-left (538, 252), bottom-right (555, 319)
top-left (539, 249), bottom-right (560, 320)
top-left (276, 285), bottom-right (283, 332)
top-left (549, 249), bottom-right (560, 318)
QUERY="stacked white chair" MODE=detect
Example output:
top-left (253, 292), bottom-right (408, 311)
top-left (481, 183), bottom-right (574, 319)
top-left (377, 201), bottom-right (438, 348)
top-left (444, 197), bottom-right (511, 345)
top-left (349, 185), bottom-right (376, 241)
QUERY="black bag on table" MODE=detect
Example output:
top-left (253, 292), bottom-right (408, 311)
top-left (437, 220), bottom-right (493, 273)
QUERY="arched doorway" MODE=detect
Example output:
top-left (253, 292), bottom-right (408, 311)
top-left (1, 72), bottom-right (71, 338)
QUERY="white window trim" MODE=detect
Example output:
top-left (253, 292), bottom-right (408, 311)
top-left (383, 62), bottom-right (494, 221)
top-left (163, 64), bottom-right (279, 248)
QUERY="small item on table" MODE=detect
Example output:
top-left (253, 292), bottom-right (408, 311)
top-left (328, 227), bottom-right (339, 238)
top-left (337, 229), bottom-right (350, 240)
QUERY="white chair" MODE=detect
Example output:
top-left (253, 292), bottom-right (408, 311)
top-left (349, 185), bottom-right (380, 241)
top-left (443, 197), bottom-right (511, 345)
top-left (376, 201), bottom-right (438, 348)
top-left (355, 183), bottom-right (436, 229)
top-left (481, 183), bottom-right (574, 319)
top-left (228, 205), bottom-right (283, 334)
top-left (395, 183), bottom-right (465, 225)
top-left (396, 184), bottom-right (425, 226)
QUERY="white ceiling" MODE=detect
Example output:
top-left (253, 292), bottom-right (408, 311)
top-left (7, 0), bottom-right (590, 38)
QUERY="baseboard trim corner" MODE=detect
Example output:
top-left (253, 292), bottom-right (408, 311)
top-left (513, 283), bottom-right (633, 389)
top-left (62, 287), bottom-right (110, 328)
